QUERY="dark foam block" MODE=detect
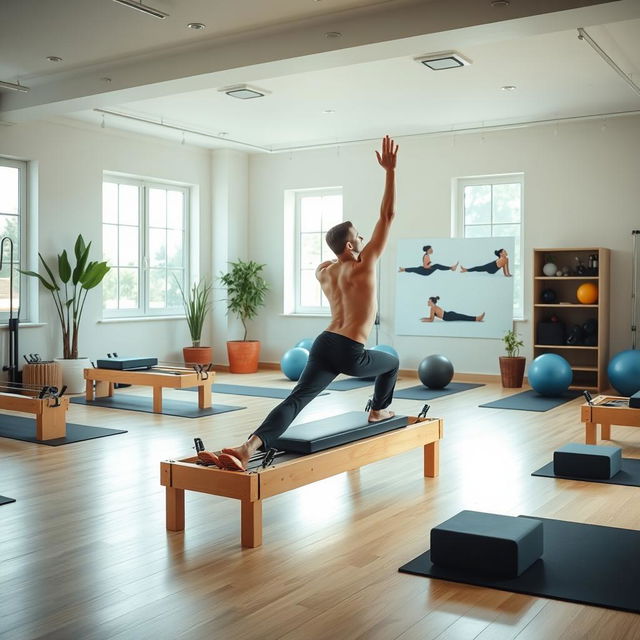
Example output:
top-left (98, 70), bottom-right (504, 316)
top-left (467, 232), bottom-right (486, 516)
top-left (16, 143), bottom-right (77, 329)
top-left (400, 516), bottom-right (640, 614)
top-left (394, 383), bottom-right (483, 401)
top-left (0, 413), bottom-right (126, 446)
top-left (479, 389), bottom-right (582, 412)
top-left (554, 443), bottom-right (621, 479)
top-left (532, 457), bottom-right (640, 487)
top-left (95, 357), bottom-right (158, 370)
top-left (273, 411), bottom-right (409, 454)
top-left (71, 394), bottom-right (244, 418)
top-left (0, 496), bottom-right (16, 506)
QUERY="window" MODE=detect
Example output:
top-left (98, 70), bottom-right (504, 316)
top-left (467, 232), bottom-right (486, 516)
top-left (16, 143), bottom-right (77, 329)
top-left (455, 174), bottom-right (524, 319)
top-left (0, 158), bottom-right (26, 320)
top-left (102, 177), bottom-right (189, 317)
top-left (293, 188), bottom-right (343, 314)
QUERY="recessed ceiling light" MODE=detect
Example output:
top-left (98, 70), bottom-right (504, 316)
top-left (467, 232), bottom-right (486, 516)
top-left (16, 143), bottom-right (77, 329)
top-left (220, 84), bottom-right (268, 99)
top-left (0, 80), bottom-right (30, 93)
top-left (415, 51), bottom-right (472, 70)
top-left (112, 0), bottom-right (168, 19)
top-left (324, 31), bottom-right (342, 38)
top-left (323, 109), bottom-right (335, 114)
top-left (218, 131), bottom-right (229, 136)
top-left (46, 56), bottom-right (63, 63)
top-left (501, 85), bottom-right (517, 91)
top-left (187, 22), bottom-right (206, 30)
top-left (491, 1), bottom-right (511, 6)
top-left (101, 77), bottom-right (113, 83)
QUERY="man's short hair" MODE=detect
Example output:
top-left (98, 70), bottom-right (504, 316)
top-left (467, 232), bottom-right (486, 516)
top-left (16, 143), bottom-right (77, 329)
top-left (325, 220), bottom-right (353, 256)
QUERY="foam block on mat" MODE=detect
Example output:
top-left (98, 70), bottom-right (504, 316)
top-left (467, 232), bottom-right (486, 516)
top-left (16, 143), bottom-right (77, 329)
top-left (554, 443), bottom-right (622, 479)
top-left (532, 457), bottom-right (640, 487)
top-left (431, 510), bottom-right (543, 579)
top-left (273, 411), bottom-right (409, 454)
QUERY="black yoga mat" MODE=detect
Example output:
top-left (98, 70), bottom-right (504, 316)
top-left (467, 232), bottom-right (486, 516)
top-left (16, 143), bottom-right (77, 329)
top-left (393, 382), bottom-right (484, 401)
top-left (0, 413), bottom-right (127, 446)
top-left (71, 394), bottom-right (244, 418)
top-left (479, 389), bottom-right (582, 412)
top-left (532, 458), bottom-right (640, 487)
top-left (181, 383), bottom-right (328, 399)
top-left (0, 495), bottom-right (16, 506)
top-left (399, 516), bottom-right (640, 614)
top-left (327, 378), bottom-right (374, 391)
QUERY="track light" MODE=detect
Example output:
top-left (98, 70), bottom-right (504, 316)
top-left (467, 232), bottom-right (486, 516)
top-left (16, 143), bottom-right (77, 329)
top-left (112, 0), bottom-right (169, 19)
top-left (0, 80), bottom-right (30, 93)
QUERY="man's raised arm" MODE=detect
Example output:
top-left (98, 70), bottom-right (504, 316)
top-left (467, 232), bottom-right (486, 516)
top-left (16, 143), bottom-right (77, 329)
top-left (360, 135), bottom-right (398, 264)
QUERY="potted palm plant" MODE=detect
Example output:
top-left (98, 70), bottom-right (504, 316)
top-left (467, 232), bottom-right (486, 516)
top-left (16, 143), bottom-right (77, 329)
top-left (176, 277), bottom-right (213, 366)
top-left (499, 328), bottom-right (526, 388)
top-left (219, 259), bottom-right (269, 373)
top-left (21, 235), bottom-right (110, 393)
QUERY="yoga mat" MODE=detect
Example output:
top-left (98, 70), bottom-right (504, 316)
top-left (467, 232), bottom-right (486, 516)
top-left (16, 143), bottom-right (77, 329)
top-left (71, 395), bottom-right (244, 418)
top-left (0, 414), bottom-right (127, 446)
top-left (532, 458), bottom-right (640, 487)
top-left (326, 378), bottom-right (374, 391)
top-left (393, 382), bottom-right (484, 401)
top-left (181, 383), bottom-right (328, 399)
top-left (0, 495), bottom-right (16, 506)
top-left (479, 389), bottom-right (582, 412)
top-left (399, 516), bottom-right (640, 614)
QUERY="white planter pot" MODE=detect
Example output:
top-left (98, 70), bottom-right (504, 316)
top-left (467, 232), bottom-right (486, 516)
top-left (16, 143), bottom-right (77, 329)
top-left (55, 357), bottom-right (89, 394)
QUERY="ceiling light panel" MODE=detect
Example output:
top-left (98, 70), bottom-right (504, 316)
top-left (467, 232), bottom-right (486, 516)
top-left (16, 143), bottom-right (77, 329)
top-left (220, 85), bottom-right (268, 99)
top-left (415, 51), bottom-right (472, 70)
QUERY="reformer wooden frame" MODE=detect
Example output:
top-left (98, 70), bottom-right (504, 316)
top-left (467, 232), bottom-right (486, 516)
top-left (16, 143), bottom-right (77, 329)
top-left (0, 391), bottom-right (70, 440)
top-left (161, 415), bottom-right (443, 548)
top-left (581, 394), bottom-right (640, 444)
top-left (84, 367), bottom-right (214, 413)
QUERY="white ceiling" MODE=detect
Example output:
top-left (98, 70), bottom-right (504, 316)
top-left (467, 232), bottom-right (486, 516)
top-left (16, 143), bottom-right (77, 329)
top-left (1, 0), bottom-right (640, 152)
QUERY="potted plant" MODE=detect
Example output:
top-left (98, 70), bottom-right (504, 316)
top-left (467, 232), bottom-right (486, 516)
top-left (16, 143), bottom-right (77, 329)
top-left (219, 259), bottom-right (269, 373)
top-left (21, 235), bottom-right (110, 393)
top-left (176, 277), bottom-right (213, 366)
top-left (499, 328), bottom-right (526, 388)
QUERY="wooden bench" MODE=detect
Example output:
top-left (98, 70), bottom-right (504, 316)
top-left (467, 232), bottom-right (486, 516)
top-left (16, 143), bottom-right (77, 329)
top-left (581, 394), bottom-right (640, 444)
top-left (0, 391), bottom-right (69, 440)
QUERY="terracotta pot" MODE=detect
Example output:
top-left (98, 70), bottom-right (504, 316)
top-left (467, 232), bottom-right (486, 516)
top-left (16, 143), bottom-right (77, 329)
top-left (183, 346), bottom-right (212, 367)
top-left (227, 340), bottom-right (260, 374)
top-left (499, 356), bottom-right (526, 388)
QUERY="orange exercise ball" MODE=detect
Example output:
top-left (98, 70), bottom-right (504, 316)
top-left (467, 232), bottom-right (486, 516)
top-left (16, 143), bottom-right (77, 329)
top-left (576, 282), bottom-right (598, 304)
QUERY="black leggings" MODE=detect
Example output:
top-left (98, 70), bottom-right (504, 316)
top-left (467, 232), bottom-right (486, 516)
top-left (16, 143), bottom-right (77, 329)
top-left (252, 331), bottom-right (399, 449)
top-left (466, 260), bottom-right (499, 274)
top-left (404, 264), bottom-right (450, 276)
top-left (443, 310), bottom-right (476, 322)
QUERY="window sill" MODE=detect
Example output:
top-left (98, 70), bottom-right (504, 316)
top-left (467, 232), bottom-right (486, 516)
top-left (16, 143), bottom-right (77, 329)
top-left (280, 313), bottom-right (330, 318)
top-left (98, 315), bottom-right (186, 324)
top-left (0, 322), bottom-right (46, 329)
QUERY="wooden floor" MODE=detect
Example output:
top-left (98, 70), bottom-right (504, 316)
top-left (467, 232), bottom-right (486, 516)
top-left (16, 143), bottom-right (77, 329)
top-left (1, 372), bottom-right (639, 640)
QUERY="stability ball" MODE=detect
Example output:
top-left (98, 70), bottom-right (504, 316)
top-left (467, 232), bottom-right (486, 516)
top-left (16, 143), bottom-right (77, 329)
top-left (576, 283), bottom-right (598, 304)
top-left (528, 353), bottom-right (573, 397)
top-left (295, 338), bottom-right (314, 351)
top-left (281, 347), bottom-right (309, 381)
top-left (418, 354), bottom-right (454, 389)
top-left (360, 344), bottom-right (400, 380)
top-left (608, 350), bottom-right (640, 397)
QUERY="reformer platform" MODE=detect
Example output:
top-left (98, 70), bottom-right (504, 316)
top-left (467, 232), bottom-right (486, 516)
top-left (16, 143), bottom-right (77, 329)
top-left (0, 388), bottom-right (69, 441)
top-left (161, 411), bottom-right (443, 547)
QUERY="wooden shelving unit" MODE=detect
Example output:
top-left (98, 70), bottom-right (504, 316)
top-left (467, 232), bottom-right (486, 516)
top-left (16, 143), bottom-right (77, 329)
top-left (533, 248), bottom-right (610, 391)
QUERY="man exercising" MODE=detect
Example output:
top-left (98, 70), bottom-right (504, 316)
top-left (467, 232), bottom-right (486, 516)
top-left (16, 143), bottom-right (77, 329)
top-left (200, 135), bottom-right (400, 470)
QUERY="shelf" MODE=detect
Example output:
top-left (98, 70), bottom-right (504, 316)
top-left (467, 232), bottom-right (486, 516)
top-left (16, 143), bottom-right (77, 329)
top-left (534, 304), bottom-right (598, 308)
top-left (534, 344), bottom-right (598, 350)
top-left (534, 276), bottom-right (599, 280)
top-left (571, 366), bottom-right (598, 372)
top-left (569, 385), bottom-right (598, 391)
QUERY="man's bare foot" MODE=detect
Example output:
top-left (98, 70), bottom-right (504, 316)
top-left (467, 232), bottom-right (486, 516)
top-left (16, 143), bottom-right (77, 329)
top-left (476, 312), bottom-right (485, 322)
top-left (398, 267), bottom-right (405, 272)
top-left (368, 408), bottom-right (395, 423)
top-left (197, 451), bottom-right (222, 467)
top-left (460, 266), bottom-right (468, 272)
top-left (451, 262), bottom-right (458, 271)
top-left (220, 444), bottom-right (252, 471)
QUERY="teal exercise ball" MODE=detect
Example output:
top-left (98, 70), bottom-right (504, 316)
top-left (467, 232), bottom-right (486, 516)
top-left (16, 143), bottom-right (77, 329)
top-left (608, 350), bottom-right (640, 397)
top-left (295, 338), bottom-right (314, 351)
top-left (528, 353), bottom-right (572, 397)
top-left (361, 344), bottom-right (400, 380)
top-left (281, 347), bottom-right (309, 381)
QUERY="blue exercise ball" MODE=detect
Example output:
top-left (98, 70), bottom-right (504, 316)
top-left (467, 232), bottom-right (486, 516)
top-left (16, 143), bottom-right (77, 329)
top-left (528, 353), bottom-right (573, 397)
top-left (608, 349), bottom-right (640, 397)
top-left (360, 344), bottom-right (399, 380)
top-left (418, 354), bottom-right (454, 389)
top-left (295, 338), bottom-right (314, 351)
top-left (281, 347), bottom-right (309, 381)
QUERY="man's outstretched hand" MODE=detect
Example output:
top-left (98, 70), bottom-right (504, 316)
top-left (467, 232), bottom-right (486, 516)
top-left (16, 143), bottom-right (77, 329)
top-left (375, 135), bottom-right (398, 170)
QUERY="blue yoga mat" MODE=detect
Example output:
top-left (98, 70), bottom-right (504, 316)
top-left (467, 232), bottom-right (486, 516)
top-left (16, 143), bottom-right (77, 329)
top-left (479, 389), bottom-right (582, 412)
top-left (532, 458), bottom-right (640, 487)
top-left (181, 383), bottom-right (328, 399)
top-left (394, 382), bottom-right (484, 401)
top-left (327, 378), bottom-right (374, 391)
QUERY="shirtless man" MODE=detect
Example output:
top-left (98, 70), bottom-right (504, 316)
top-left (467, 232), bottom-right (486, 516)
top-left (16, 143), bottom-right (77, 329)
top-left (199, 135), bottom-right (400, 471)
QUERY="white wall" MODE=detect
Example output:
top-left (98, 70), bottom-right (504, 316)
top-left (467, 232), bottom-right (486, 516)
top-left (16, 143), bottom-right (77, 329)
top-left (0, 118), bottom-right (212, 365)
top-left (248, 114), bottom-right (640, 374)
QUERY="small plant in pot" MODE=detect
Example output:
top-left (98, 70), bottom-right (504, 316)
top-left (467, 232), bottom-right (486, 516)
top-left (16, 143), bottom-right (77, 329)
top-left (499, 328), bottom-right (526, 388)
top-left (176, 277), bottom-right (213, 366)
top-left (20, 235), bottom-right (110, 393)
top-left (219, 259), bottom-right (269, 373)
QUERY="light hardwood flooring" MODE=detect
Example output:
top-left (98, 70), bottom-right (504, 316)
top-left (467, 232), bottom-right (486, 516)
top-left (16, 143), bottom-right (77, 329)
top-left (1, 372), bottom-right (639, 640)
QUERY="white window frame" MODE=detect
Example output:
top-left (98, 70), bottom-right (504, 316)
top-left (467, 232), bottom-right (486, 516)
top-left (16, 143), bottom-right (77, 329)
top-left (102, 175), bottom-right (190, 318)
top-left (292, 187), bottom-right (343, 315)
top-left (0, 157), bottom-right (29, 323)
top-left (453, 173), bottom-right (524, 320)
